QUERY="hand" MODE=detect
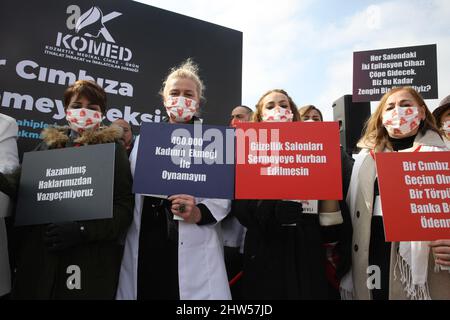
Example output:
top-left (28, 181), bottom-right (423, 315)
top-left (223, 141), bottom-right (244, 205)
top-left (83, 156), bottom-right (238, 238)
top-left (168, 194), bottom-right (201, 224)
top-left (429, 240), bottom-right (450, 267)
top-left (44, 222), bottom-right (85, 252)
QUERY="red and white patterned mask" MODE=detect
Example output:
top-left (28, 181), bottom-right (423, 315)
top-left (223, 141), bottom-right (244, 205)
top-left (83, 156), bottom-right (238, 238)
top-left (261, 107), bottom-right (293, 122)
top-left (382, 106), bottom-right (421, 136)
top-left (66, 108), bottom-right (102, 134)
top-left (164, 96), bottom-right (197, 123)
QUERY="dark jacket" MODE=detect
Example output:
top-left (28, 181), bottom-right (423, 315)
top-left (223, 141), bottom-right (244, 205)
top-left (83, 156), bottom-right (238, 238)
top-left (232, 149), bottom-right (354, 300)
top-left (335, 146), bottom-right (354, 280)
top-left (10, 126), bottom-right (134, 299)
top-left (233, 200), bottom-right (329, 300)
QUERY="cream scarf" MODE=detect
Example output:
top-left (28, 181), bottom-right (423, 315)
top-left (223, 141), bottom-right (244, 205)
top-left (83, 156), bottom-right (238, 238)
top-left (394, 241), bottom-right (431, 300)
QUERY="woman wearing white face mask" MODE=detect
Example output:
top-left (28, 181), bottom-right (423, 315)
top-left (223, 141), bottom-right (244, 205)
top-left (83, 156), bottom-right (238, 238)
top-left (116, 59), bottom-right (231, 300)
top-left (341, 86), bottom-right (450, 300)
top-left (2, 80), bottom-right (134, 299)
top-left (233, 89), bottom-right (344, 299)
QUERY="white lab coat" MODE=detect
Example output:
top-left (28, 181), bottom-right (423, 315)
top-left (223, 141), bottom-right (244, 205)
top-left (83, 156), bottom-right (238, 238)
top-left (116, 136), bottom-right (232, 300)
top-left (222, 216), bottom-right (246, 253)
top-left (0, 113), bottom-right (19, 296)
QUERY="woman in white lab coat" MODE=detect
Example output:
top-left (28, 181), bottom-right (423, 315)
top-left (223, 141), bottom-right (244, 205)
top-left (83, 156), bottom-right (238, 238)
top-left (116, 59), bottom-right (231, 300)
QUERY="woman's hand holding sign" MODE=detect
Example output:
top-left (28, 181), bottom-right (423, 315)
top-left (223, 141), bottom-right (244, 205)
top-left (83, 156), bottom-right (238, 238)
top-left (168, 194), bottom-right (202, 224)
top-left (430, 240), bottom-right (450, 267)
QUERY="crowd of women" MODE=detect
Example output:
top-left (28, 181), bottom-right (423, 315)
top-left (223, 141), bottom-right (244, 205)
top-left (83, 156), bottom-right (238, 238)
top-left (0, 59), bottom-right (449, 300)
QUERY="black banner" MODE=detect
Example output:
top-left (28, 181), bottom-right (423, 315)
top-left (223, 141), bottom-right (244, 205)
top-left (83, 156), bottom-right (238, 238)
top-left (15, 143), bottom-right (115, 226)
top-left (0, 0), bottom-right (242, 156)
top-left (353, 44), bottom-right (438, 102)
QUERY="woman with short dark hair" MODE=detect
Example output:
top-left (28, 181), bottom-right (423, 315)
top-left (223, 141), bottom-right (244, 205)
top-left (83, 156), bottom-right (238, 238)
top-left (3, 80), bottom-right (134, 299)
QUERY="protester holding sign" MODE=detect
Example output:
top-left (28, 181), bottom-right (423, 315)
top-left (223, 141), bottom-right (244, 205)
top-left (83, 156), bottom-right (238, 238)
top-left (116, 59), bottom-right (231, 300)
top-left (342, 86), bottom-right (450, 300)
top-left (297, 105), bottom-right (354, 299)
top-left (1, 80), bottom-right (134, 299)
top-left (432, 95), bottom-right (450, 148)
top-left (0, 113), bottom-right (19, 298)
top-left (233, 89), bottom-right (344, 299)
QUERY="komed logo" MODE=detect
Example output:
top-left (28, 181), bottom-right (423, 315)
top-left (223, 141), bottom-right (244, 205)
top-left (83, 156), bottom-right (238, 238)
top-left (55, 5), bottom-right (133, 62)
top-left (74, 6), bottom-right (122, 43)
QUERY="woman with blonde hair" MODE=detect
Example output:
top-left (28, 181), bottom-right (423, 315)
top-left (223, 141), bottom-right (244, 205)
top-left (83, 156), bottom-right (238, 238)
top-left (233, 89), bottom-right (344, 299)
top-left (342, 86), bottom-right (450, 300)
top-left (116, 59), bottom-right (231, 300)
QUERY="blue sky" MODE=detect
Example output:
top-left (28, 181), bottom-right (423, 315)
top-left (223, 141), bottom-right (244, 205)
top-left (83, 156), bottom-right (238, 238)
top-left (135, 0), bottom-right (450, 120)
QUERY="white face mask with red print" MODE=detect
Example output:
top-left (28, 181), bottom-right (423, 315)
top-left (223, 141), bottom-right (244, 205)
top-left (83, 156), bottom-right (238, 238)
top-left (164, 96), bottom-right (197, 123)
top-left (66, 108), bottom-right (102, 134)
top-left (382, 106), bottom-right (421, 136)
top-left (261, 107), bottom-right (293, 122)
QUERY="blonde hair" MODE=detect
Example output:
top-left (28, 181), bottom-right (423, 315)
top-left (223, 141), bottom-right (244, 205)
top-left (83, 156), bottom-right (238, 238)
top-left (253, 89), bottom-right (300, 122)
top-left (358, 86), bottom-right (440, 152)
top-left (160, 58), bottom-right (205, 102)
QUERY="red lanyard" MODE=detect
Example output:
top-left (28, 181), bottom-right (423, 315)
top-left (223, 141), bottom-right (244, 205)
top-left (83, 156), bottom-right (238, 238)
top-left (370, 145), bottom-right (422, 160)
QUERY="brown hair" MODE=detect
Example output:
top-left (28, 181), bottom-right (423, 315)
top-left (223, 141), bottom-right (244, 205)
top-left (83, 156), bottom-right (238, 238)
top-left (432, 104), bottom-right (450, 128)
top-left (358, 86), bottom-right (440, 151)
top-left (253, 89), bottom-right (300, 122)
top-left (63, 80), bottom-right (107, 113)
top-left (298, 105), bottom-right (323, 121)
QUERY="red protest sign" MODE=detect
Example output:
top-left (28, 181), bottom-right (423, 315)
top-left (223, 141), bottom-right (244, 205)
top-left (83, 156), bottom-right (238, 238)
top-left (375, 152), bottom-right (450, 241)
top-left (235, 122), bottom-right (342, 200)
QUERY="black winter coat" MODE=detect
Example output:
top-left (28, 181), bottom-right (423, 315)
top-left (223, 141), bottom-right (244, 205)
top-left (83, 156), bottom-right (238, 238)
top-left (10, 126), bottom-right (134, 299)
top-left (233, 200), bottom-right (329, 300)
top-left (232, 147), bottom-right (354, 300)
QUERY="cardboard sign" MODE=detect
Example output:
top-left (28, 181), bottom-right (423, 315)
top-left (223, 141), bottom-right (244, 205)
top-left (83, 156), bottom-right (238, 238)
top-left (133, 122), bottom-right (235, 199)
top-left (375, 151), bottom-right (450, 241)
top-left (353, 44), bottom-right (438, 102)
top-left (15, 143), bottom-right (115, 226)
top-left (235, 122), bottom-right (342, 200)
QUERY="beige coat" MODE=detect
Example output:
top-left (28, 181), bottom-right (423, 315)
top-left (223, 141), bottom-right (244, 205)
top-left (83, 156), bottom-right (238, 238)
top-left (347, 130), bottom-right (450, 300)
